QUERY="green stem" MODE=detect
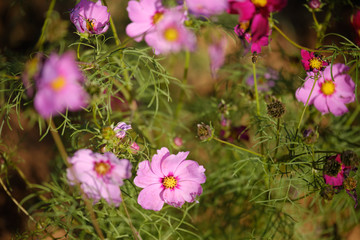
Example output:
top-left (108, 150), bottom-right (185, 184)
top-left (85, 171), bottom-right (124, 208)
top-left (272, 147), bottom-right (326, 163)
top-left (273, 118), bottom-right (281, 159)
top-left (252, 63), bottom-right (260, 116)
top-left (77, 40), bottom-right (82, 61)
top-left (175, 50), bottom-right (190, 119)
top-left (121, 194), bottom-right (139, 240)
top-left (35, 0), bottom-right (56, 51)
top-left (273, 25), bottom-right (332, 53)
top-left (47, 119), bottom-right (105, 240)
top-left (345, 104), bottom-right (360, 127)
top-left (213, 137), bottom-right (264, 158)
top-left (295, 75), bottom-right (318, 138)
top-left (101, 0), bottom-right (121, 46)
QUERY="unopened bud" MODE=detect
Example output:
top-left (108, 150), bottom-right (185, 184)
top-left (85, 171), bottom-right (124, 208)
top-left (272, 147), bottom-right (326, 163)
top-left (344, 177), bottom-right (357, 191)
top-left (309, 0), bottom-right (321, 9)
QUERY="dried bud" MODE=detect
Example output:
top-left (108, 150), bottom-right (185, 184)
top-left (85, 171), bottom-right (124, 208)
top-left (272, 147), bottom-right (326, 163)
top-left (344, 177), bottom-right (357, 191)
top-left (341, 150), bottom-right (359, 168)
top-left (320, 185), bottom-right (335, 200)
top-left (323, 155), bottom-right (342, 177)
top-left (302, 128), bottom-right (318, 145)
top-left (197, 123), bottom-right (213, 141)
top-left (267, 99), bottom-right (286, 118)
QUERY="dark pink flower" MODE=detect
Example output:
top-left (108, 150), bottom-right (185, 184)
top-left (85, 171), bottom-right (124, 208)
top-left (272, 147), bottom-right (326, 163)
top-left (323, 154), bottom-right (345, 187)
top-left (351, 10), bottom-right (360, 46)
top-left (67, 149), bottom-right (132, 206)
top-left (300, 50), bottom-right (328, 72)
top-left (34, 52), bottom-right (89, 118)
top-left (227, 0), bottom-right (255, 22)
top-left (295, 63), bottom-right (355, 116)
top-left (134, 147), bottom-right (206, 211)
top-left (70, 0), bottom-right (110, 34)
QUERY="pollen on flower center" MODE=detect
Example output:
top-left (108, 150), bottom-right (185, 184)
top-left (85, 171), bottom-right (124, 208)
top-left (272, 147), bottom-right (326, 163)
top-left (251, 0), bottom-right (267, 7)
top-left (321, 80), bottom-right (335, 96)
top-left (86, 19), bottom-right (95, 32)
top-left (164, 27), bottom-right (179, 42)
top-left (50, 76), bottom-right (66, 91)
top-left (162, 176), bottom-right (177, 189)
top-left (309, 58), bottom-right (322, 70)
top-left (94, 160), bottom-right (112, 176)
top-left (152, 12), bottom-right (164, 24)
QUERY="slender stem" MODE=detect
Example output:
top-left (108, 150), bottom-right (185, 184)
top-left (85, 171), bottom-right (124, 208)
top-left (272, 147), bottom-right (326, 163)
top-left (295, 75), bottom-right (318, 138)
top-left (273, 25), bottom-right (332, 53)
top-left (35, 0), bottom-right (56, 51)
top-left (273, 118), bottom-right (281, 159)
top-left (312, 11), bottom-right (320, 30)
top-left (101, 0), bottom-right (121, 46)
top-left (46, 119), bottom-right (105, 240)
top-left (77, 40), bottom-right (82, 61)
top-left (175, 50), bottom-right (190, 119)
top-left (213, 137), bottom-right (264, 158)
top-left (121, 194), bottom-right (139, 240)
top-left (252, 63), bottom-right (260, 116)
top-left (346, 104), bottom-right (360, 127)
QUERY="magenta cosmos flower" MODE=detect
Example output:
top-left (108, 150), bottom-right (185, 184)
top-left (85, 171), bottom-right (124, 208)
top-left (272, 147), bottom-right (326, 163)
top-left (145, 10), bottom-right (196, 54)
top-left (67, 149), bottom-right (132, 206)
top-left (34, 52), bottom-right (88, 118)
top-left (186, 0), bottom-right (228, 17)
top-left (295, 63), bottom-right (355, 116)
top-left (300, 50), bottom-right (328, 72)
top-left (126, 0), bottom-right (165, 41)
top-left (351, 10), bottom-right (360, 46)
top-left (70, 0), bottom-right (110, 34)
top-left (134, 147), bottom-right (206, 211)
top-left (323, 154), bottom-right (346, 187)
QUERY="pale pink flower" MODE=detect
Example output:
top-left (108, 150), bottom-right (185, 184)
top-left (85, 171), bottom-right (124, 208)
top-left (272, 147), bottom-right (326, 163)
top-left (134, 147), bottom-right (206, 211)
top-left (186, 0), bottom-right (228, 17)
top-left (208, 37), bottom-right (227, 78)
top-left (34, 52), bottom-right (88, 118)
top-left (70, 0), bottom-right (110, 34)
top-left (126, 0), bottom-right (165, 41)
top-left (113, 122), bottom-right (132, 139)
top-left (67, 149), bottom-right (132, 206)
top-left (145, 10), bottom-right (196, 54)
top-left (295, 63), bottom-right (355, 116)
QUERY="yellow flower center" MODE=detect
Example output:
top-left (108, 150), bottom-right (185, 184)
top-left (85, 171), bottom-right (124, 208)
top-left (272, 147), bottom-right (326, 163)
top-left (86, 19), bottom-right (95, 32)
top-left (164, 27), bottom-right (179, 42)
top-left (309, 58), bottom-right (323, 70)
top-left (50, 76), bottom-right (66, 91)
top-left (94, 161), bottom-right (111, 176)
top-left (321, 80), bottom-right (335, 96)
top-left (251, 0), bottom-right (267, 7)
top-left (162, 176), bottom-right (177, 189)
top-left (152, 12), bottom-right (164, 24)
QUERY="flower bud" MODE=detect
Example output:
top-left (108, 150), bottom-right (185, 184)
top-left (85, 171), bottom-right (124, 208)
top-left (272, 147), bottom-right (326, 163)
top-left (302, 128), bottom-right (318, 145)
top-left (344, 177), bottom-right (357, 191)
top-left (309, 0), bottom-right (321, 9)
top-left (266, 99), bottom-right (286, 118)
top-left (197, 123), bottom-right (213, 141)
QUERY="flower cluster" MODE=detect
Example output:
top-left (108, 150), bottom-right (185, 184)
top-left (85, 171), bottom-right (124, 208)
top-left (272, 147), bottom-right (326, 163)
top-left (322, 152), bottom-right (359, 207)
top-left (33, 52), bottom-right (89, 118)
top-left (229, 0), bottom-right (287, 53)
top-left (295, 63), bottom-right (355, 116)
top-left (67, 149), bottom-right (132, 206)
top-left (70, 0), bottom-right (110, 35)
top-left (134, 147), bottom-right (206, 211)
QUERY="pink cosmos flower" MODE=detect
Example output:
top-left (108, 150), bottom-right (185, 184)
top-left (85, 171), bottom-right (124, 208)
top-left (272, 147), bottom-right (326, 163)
top-left (295, 63), bottom-right (355, 116)
top-left (126, 0), bottom-right (165, 41)
top-left (300, 50), bottom-right (328, 72)
top-left (113, 122), bottom-right (132, 139)
top-left (145, 10), bottom-right (196, 54)
top-left (70, 0), bottom-right (110, 34)
top-left (134, 147), bottom-right (206, 211)
top-left (208, 37), bottom-right (227, 78)
top-left (323, 154), bottom-right (346, 187)
top-left (186, 0), bottom-right (228, 17)
top-left (67, 149), bottom-right (132, 206)
top-left (34, 52), bottom-right (89, 118)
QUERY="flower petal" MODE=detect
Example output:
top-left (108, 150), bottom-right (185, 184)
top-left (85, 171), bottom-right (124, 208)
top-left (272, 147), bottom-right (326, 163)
top-left (150, 147), bottom-right (170, 177)
top-left (134, 160), bottom-right (161, 188)
top-left (174, 160), bottom-right (206, 183)
top-left (177, 180), bottom-right (203, 203)
top-left (137, 184), bottom-right (164, 211)
top-left (327, 95), bottom-right (349, 116)
top-left (161, 151), bottom-right (189, 176)
top-left (161, 188), bottom-right (185, 208)
top-left (313, 95), bottom-right (329, 114)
